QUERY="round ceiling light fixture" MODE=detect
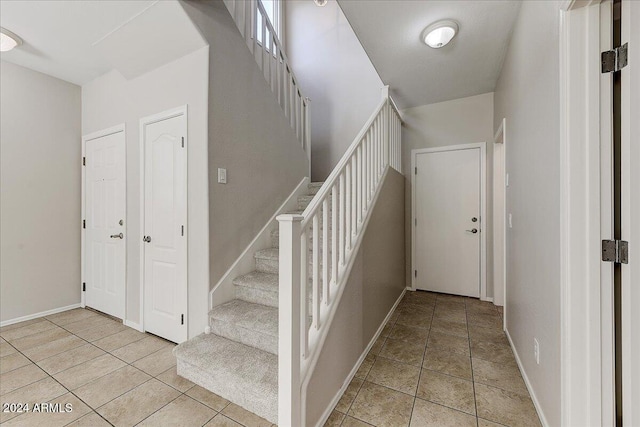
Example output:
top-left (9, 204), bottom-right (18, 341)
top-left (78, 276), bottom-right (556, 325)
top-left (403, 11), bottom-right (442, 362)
top-left (314, 0), bottom-right (328, 6)
top-left (0, 27), bottom-right (22, 52)
top-left (422, 20), bottom-right (458, 49)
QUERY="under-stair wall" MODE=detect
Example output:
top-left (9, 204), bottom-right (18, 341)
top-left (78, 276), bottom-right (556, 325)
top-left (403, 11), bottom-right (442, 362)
top-left (181, 0), bottom-right (310, 290)
top-left (305, 168), bottom-right (405, 426)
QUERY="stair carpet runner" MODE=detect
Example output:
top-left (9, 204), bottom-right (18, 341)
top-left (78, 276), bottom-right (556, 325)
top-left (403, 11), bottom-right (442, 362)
top-left (173, 182), bottom-right (325, 424)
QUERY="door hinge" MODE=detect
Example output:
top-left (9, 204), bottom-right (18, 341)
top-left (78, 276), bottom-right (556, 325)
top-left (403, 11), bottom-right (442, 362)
top-left (181, 225), bottom-right (184, 236)
top-left (82, 157), bottom-right (86, 166)
top-left (602, 43), bottom-right (628, 73)
top-left (82, 282), bottom-right (86, 292)
top-left (181, 314), bottom-right (184, 325)
top-left (181, 137), bottom-right (184, 148)
top-left (82, 219), bottom-right (86, 229)
top-left (414, 270), bottom-right (417, 278)
top-left (602, 239), bottom-right (629, 264)
top-left (415, 166), bottom-right (417, 175)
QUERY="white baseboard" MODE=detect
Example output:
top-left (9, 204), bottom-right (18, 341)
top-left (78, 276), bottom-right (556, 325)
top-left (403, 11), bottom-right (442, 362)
top-left (123, 319), bottom-right (143, 332)
top-left (315, 288), bottom-right (407, 427)
top-left (482, 297), bottom-right (494, 303)
top-left (0, 303), bottom-right (82, 327)
top-left (209, 177), bottom-right (310, 310)
top-left (505, 329), bottom-right (549, 427)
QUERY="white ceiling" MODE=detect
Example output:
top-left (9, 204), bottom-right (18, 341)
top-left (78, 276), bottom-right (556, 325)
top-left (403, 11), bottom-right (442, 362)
top-left (337, 0), bottom-right (521, 109)
top-left (0, 0), bottom-right (206, 85)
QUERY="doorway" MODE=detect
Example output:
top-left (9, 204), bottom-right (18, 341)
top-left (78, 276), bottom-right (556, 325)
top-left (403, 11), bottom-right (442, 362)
top-left (140, 106), bottom-right (188, 344)
top-left (411, 143), bottom-right (487, 298)
top-left (81, 125), bottom-right (126, 319)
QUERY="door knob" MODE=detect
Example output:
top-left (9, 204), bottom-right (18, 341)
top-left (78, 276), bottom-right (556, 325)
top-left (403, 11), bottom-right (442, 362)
top-left (110, 233), bottom-right (124, 239)
top-left (466, 228), bottom-right (478, 234)
top-left (143, 235), bottom-right (152, 243)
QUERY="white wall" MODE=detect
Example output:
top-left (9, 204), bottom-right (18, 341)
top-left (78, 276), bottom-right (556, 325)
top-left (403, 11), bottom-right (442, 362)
top-left (0, 61), bottom-right (82, 322)
top-left (401, 93), bottom-right (495, 296)
top-left (493, 2), bottom-right (561, 425)
top-left (82, 47), bottom-right (210, 337)
top-left (285, 0), bottom-right (384, 181)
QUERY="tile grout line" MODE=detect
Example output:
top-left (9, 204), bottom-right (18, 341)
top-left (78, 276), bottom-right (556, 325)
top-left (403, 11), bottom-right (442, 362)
top-left (130, 391), bottom-right (188, 426)
top-left (6, 311), bottom-right (146, 424)
top-left (1, 309), bottom-right (191, 427)
top-left (407, 294), bottom-right (437, 427)
top-left (465, 298), bottom-right (481, 427)
top-left (2, 334), bottom-right (110, 426)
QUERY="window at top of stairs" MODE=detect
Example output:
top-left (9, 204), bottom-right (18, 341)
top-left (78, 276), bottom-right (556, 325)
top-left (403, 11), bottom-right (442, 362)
top-left (257, 0), bottom-right (282, 45)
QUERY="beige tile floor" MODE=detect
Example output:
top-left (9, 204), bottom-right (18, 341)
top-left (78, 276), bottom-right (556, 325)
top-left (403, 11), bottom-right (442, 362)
top-left (324, 291), bottom-right (542, 427)
top-left (1, 293), bottom-right (541, 427)
top-left (0, 308), bottom-right (274, 427)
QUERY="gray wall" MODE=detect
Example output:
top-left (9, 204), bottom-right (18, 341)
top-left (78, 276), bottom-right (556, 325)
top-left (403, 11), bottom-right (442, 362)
top-left (1, 61), bottom-right (81, 322)
top-left (493, 2), bottom-right (561, 425)
top-left (305, 168), bottom-right (405, 426)
top-left (401, 93), bottom-right (495, 295)
top-left (285, 0), bottom-right (384, 181)
top-left (82, 47), bottom-right (210, 337)
top-left (181, 1), bottom-right (310, 289)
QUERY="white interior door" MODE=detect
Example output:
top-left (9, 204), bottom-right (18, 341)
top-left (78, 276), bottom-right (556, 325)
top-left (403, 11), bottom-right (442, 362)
top-left (414, 147), bottom-right (481, 297)
top-left (621, 1), bottom-right (639, 423)
top-left (84, 127), bottom-right (126, 319)
top-left (142, 109), bottom-right (187, 343)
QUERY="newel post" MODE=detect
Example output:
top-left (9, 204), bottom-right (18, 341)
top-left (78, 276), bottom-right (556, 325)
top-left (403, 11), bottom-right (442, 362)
top-left (277, 214), bottom-right (303, 427)
top-left (381, 85), bottom-right (390, 166)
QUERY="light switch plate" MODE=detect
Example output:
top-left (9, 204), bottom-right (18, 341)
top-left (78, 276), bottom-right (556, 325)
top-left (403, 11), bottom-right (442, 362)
top-left (218, 168), bottom-right (227, 184)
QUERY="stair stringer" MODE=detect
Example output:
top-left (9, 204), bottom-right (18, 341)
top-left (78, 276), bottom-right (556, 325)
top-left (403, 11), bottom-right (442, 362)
top-left (299, 166), bottom-right (393, 424)
top-left (209, 177), bottom-right (309, 311)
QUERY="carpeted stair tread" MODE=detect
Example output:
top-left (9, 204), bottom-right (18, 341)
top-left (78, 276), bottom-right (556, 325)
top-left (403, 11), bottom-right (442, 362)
top-left (255, 247), bottom-right (279, 260)
top-left (308, 182), bottom-right (324, 195)
top-left (174, 333), bottom-right (277, 423)
top-left (209, 299), bottom-right (278, 339)
top-left (233, 270), bottom-right (279, 293)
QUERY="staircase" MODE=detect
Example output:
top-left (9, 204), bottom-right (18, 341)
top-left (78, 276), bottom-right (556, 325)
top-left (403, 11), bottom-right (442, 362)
top-left (174, 182), bottom-right (323, 424)
top-left (174, 1), bottom-right (403, 425)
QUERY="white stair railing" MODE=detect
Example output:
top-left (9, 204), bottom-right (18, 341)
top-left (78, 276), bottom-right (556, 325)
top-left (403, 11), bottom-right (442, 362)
top-left (278, 87), bottom-right (402, 426)
top-left (223, 0), bottom-right (311, 159)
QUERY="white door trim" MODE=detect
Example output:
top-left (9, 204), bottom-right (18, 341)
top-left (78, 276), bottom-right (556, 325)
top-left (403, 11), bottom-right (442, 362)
top-left (493, 119), bottom-right (506, 313)
top-left (620, 1), bottom-right (639, 423)
top-left (559, 1), bottom-right (615, 425)
top-left (81, 123), bottom-right (127, 312)
top-left (410, 142), bottom-right (487, 300)
top-left (139, 105), bottom-right (188, 335)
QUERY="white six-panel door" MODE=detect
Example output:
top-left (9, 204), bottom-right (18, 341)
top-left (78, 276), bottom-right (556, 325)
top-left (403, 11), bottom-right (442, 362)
top-left (83, 127), bottom-right (126, 319)
top-left (141, 108), bottom-right (188, 344)
top-left (413, 145), bottom-right (483, 298)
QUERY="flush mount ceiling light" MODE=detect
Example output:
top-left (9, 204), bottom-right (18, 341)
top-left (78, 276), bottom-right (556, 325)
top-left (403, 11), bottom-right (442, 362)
top-left (0, 27), bottom-right (22, 52)
top-left (422, 20), bottom-right (458, 49)
top-left (314, 0), bottom-right (328, 6)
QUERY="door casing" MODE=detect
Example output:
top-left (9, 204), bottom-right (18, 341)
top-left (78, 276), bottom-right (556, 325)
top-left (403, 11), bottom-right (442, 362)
top-left (493, 119), bottom-right (507, 315)
top-left (559, 1), bottom-right (615, 425)
top-left (81, 124), bottom-right (127, 317)
top-left (410, 142), bottom-right (487, 300)
top-left (620, 0), bottom-right (639, 423)
top-left (139, 105), bottom-right (188, 341)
